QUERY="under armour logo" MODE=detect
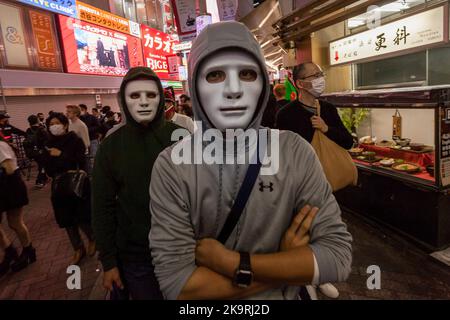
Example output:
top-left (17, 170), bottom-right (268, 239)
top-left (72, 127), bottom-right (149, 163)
top-left (259, 181), bottom-right (274, 192)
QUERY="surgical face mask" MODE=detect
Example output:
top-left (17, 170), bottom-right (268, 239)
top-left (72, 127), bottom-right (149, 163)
top-left (197, 50), bottom-right (263, 131)
top-left (124, 80), bottom-right (160, 124)
top-left (49, 124), bottom-right (66, 136)
top-left (307, 76), bottom-right (326, 97)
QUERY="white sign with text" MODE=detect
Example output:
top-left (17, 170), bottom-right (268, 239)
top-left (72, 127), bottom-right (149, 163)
top-left (329, 6), bottom-right (445, 65)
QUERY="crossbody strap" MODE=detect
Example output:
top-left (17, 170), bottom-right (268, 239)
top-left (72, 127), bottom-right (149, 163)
top-left (217, 130), bottom-right (267, 244)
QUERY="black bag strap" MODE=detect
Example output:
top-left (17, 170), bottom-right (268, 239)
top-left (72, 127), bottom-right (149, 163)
top-left (217, 131), bottom-right (267, 244)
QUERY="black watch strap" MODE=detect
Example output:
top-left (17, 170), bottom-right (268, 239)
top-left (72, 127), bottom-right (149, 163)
top-left (239, 252), bottom-right (251, 271)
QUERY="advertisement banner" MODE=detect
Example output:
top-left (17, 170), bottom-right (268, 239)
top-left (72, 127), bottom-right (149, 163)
top-left (58, 15), bottom-right (143, 76)
top-left (29, 10), bottom-right (60, 70)
top-left (196, 14), bottom-right (212, 36)
top-left (18, 0), bottom-right (77, 18)
top-left (0, 2), bottom-right (30, 67)
top-left (166, 54), bottom-right (179, 80)
top-left (170, 0), bottom-right (197, 42)
top-left (216, 0), bottom-right (237, 21)
top-left (76, 1), bottom-right (141, 37)
top-left (141, 25), bottom-right (178, 80)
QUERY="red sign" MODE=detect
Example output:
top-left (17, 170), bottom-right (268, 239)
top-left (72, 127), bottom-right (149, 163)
top-left (141, 25), bottom-right (178, 80)
top-left (58, 15), bottom-right (143, 76)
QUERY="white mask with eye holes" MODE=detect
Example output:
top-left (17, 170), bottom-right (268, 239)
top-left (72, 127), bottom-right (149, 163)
top-left (124, 80), bottom-right (160, 124)
top-left (197, 50), bottom-right (263, 131)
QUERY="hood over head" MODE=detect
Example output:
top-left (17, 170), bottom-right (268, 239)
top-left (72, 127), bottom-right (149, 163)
top-left (188, 21), bottom-right (270, 131)
top-left (118, 66), bottom-right (166, 129)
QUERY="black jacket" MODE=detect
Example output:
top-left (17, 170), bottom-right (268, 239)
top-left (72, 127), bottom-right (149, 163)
top-left (43, 131), bottom-right (90, 228)
top-left (92, 67), bottom-right (180, 271)
top-left (80, 113), bottom-right (101, 140)
top-left (42, 131), bottom-right (87, 178)
top-left (24, 126), bottom-right (48, 160)
top-left (276, 99), bottom-right (353, 150)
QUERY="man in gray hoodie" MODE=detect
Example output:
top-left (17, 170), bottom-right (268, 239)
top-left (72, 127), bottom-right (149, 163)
top-left (149, 21), bottom-right (352, 300)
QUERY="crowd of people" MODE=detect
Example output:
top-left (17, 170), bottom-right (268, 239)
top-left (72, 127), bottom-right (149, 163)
top-left (0, 93), bottom-right (195, 272)
top-left (0, 21), bottom-right (353, 301)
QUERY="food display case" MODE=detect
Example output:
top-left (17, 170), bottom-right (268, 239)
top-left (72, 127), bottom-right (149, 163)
top-left (322, 87), bottom-right (450, 250)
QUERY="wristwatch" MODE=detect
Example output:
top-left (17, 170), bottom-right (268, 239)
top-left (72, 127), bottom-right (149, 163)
top-left (233, 252), bottom-right (253, 288)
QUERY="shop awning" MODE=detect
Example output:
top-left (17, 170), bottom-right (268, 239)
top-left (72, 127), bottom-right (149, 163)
top-left (239, 0), bottom-right (284, 71)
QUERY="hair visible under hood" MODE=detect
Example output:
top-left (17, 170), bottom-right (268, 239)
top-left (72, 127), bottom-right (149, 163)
top-left (117, 66), bottom-right (166, 129)
top-left (188, 21), bottom-right (270, 130)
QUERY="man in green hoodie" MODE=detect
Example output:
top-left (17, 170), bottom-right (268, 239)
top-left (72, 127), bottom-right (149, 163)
top-left (92, 67), bottom-right (180, 300)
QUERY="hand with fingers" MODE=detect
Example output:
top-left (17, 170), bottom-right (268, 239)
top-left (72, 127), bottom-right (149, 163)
top-left (281, 205), bottom-right (319, 252)
top-left (103, 267), bottom-right (124, 292)
top-left (311, 116), bottom-right (329, 133)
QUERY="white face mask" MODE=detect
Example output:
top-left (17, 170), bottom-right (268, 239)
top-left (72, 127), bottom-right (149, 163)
top-left (308, 76), bottom-right (326, 97)
top-left (124, 80), bottom-right (160, 124)
top-left (197, 50), bottom-right (263, 131)
top-left (49, 124), bottom-right (65, 136)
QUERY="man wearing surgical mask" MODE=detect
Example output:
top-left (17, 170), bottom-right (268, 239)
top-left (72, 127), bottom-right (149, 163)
top-left (276, 62), bottom-right (353, 150)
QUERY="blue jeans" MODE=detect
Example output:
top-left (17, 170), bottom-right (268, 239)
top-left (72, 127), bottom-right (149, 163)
top-left (110, 260), bottom-right (163, 300)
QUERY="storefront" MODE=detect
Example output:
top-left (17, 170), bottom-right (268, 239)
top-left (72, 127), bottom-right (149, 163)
top-left (275, 0), bottom-right (450, 250)
top-left (0, 0), bottom-right (136, 129)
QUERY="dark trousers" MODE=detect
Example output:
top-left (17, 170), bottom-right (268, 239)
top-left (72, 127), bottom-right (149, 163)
top-left (65, 223), bottom-right (95, 250)
top-left (110, 260), bottom-right (163, 300)
top-left (35, 162), bottom-right (48, 185)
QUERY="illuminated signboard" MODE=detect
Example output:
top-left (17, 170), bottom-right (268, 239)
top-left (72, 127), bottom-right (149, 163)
top-left (18, 0), bottom-right (77, 18)
top-left (141, 25), bottom-right (178, 80)
top-left (76, 1), bottom-right (141, 37)
top-left (58, 15), bottom-right (143, 76)
top-left (330, 6), bottom-right (446, 66)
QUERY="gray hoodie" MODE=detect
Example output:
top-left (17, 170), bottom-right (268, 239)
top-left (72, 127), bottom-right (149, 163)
top-left (149, 21), bottom-right (352, 300)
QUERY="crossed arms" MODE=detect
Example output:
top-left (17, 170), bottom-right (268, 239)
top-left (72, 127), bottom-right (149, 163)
top-left (149, 139), bottom-right (352, 300)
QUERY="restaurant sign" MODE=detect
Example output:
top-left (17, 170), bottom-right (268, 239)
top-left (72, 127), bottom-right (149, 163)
top-left (329, 6), bottom-right (447, 66)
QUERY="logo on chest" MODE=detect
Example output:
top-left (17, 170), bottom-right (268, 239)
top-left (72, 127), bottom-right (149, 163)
top-left (259, 181), bottom-right (274, 192)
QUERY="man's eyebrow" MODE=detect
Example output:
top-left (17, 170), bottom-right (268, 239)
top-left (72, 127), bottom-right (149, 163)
top-left (203, 63), bottom-right (259, 72)
top-left (130, 90), bottom-right (158, 94)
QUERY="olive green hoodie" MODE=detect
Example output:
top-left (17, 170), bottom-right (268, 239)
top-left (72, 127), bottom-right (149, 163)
top-left (92, 67), bottom-right (180, 271)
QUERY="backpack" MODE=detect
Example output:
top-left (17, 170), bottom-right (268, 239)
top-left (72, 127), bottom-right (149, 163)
top-left (23, 128), bottom-right (43, 160)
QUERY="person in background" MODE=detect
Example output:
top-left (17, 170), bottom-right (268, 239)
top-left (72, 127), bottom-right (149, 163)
top-left (116, 112), bottom-right (122, 123)
top-left (0, 132), bottom-right (35, 277)
top-left (100, 106), bottom-right (111, 124)
top-left (179, 103), bottom-right (193, 119)
top-left (79, 104), bottom-right (101, 166)
top-left (66, 105), bottom-right (90, 153)
top-left (179, 94), bottom-right (191, 106)
top-left (42, 113), bottom-right (95, 265)
top-left (164, 92), bottom-right (195, 134)
top-left (0, 112), bottom-right (25, 142)
top-left (37, 113), bottom-right (46, 129)
top-left (276, 62), bottom-right (353, 150)
top-left (24, 115), bottom-right (48, 188)
top-left (273, 84), bottom-right (290, 108)
top-left (276, 62), bottom-right (353, 299)
top-left (92, 108), bottom-right (101, 120)
top-left (101, 111), bottom-right (118, 136)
